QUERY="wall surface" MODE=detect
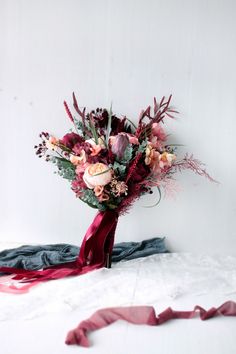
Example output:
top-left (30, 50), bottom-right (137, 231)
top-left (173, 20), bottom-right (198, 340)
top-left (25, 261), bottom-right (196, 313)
top-left (0, 0), bottom-right (235, 253)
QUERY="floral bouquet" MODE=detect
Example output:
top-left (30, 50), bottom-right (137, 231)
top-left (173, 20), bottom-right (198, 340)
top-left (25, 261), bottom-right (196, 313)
top-left (33, 93), bottom-right (214, 272)
top-left (0, 93), bottom-right (214, 292)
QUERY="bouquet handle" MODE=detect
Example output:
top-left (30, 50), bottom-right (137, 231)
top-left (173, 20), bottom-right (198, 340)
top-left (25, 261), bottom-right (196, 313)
top-left (77, 210), bottom-right (118, 268)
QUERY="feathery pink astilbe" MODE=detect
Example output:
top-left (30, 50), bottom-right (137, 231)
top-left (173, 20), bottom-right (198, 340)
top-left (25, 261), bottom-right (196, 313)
top-left (173, 154), bottom-right (218, 183)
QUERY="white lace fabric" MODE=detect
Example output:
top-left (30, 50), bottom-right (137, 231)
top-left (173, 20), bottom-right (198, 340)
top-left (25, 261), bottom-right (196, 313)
top-left (0, 252), bottom-right (236, 321)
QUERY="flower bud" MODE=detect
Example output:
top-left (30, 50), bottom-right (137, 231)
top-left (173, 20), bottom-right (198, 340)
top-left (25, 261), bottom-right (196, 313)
top-left (111, 134), bottom-right (129, 159)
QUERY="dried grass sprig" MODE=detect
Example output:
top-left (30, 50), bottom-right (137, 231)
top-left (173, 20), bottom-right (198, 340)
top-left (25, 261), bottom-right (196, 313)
top-left (136, 95), bottom-right (178, 140)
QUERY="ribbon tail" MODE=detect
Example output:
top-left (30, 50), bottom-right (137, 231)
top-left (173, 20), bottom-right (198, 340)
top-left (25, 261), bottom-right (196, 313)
top-left (66, 301), bottom-right (236, 347)
top-left (0, 210), bottom-right (118, 293)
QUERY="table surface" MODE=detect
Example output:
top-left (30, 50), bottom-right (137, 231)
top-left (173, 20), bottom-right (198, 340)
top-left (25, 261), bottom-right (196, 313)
top-left (0, 249), bottom-right (236, 354)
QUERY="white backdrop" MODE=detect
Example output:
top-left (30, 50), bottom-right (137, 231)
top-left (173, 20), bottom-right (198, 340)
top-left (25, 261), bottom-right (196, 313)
top-left (0, 0), bottom-right (235, 253)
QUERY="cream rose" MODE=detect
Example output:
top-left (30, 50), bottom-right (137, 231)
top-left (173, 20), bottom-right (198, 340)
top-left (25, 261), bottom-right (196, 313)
top-left (83, 163), bottom-right (112, 189)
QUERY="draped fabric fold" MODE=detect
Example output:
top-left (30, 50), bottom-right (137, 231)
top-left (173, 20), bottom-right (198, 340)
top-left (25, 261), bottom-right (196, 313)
top-left (66, 301), bottom-right (236, 347)
top-left (0, 210), bottom-right (118, 294)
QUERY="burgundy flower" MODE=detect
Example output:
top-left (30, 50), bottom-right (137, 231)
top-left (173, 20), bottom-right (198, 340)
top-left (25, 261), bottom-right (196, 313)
top-left (97, 109), bottom-right (109, 128)
top-left (89, 109), bottom-right (129, 135)
top-left (111, 117), bottom-right (129, 135)
top-left (60, 133), bottom-right (84, 149)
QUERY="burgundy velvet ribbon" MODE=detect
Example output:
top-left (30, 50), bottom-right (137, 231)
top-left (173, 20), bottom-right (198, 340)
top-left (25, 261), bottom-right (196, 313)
top-left (0, 210), bottom-right (118, 294)
top-left (66, 301), bottom-right (236, 347)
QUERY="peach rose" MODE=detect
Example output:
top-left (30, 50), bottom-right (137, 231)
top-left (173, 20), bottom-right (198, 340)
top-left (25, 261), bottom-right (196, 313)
top-left (83, 163), bottom-right (112, 189)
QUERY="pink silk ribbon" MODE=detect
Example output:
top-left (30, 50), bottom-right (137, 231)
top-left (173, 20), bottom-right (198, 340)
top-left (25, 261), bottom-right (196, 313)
top-left (66, 301), bottom-right (236, 347)
top-left (0, 210), bottom-right (118, 294)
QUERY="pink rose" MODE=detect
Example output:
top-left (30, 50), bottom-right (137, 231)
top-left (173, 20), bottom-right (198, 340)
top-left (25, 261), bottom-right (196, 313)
top-left (83, 163), bottom-right (112, 189)
top-left (76, 163), bottom-right (89, 175)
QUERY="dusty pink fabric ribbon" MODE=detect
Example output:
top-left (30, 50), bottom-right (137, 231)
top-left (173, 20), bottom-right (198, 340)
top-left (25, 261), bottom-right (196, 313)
top-left (0, 210), bottom-right (118, 294)
top-left (66, 301), bottom-right (236, 347)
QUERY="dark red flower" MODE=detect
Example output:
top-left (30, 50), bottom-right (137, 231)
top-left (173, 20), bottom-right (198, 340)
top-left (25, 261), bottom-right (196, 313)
top-left (129, 161), bottom-right (150, 183)
top-left (60, 133), bottom-right (84, 149)
top-left (89, 109), bottom-right (129, 135)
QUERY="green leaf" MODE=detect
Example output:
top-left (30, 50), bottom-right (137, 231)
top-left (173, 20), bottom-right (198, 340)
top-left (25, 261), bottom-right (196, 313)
top-left (125, 117), bottom-right (137, 131)
top-left (105, 104), bottom-right (112, 145)
top-left (80, 189), bottom-right (106, 211)
top-left (89, 117), bottom-right (99, 144)
top-left (113, 161), bottom-right (126, 179)
top-left (52, 157), bottom-right (76, 181)
top-left (137, 140), bottom-right (147, 154)
top-left (120, 144), bottom-right (133, 164)
top-left (91, 168), bottom-right (111, 177)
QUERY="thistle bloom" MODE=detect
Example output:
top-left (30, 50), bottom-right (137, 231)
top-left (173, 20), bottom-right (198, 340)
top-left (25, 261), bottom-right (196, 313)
top-left (110, 179), bottom-right (128, 197)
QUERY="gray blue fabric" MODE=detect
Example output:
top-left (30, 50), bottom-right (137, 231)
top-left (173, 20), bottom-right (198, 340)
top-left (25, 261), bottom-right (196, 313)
top-left (0, 237), bottom-right (168, 271)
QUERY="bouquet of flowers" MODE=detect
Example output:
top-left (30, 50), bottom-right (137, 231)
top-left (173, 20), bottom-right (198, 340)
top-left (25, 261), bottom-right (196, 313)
top-left (33, 93), bottom-right (214, 273)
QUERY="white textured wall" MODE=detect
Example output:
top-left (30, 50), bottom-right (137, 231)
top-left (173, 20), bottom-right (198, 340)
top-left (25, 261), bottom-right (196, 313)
top-left (0, 0), bottom-right (235, 253)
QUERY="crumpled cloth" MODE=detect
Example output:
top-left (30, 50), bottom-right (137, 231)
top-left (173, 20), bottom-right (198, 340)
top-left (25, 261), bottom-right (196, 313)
top-left (66, 301), bottom-right (236, 347)
top-left (0, 237), bottom-right (168, 271)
